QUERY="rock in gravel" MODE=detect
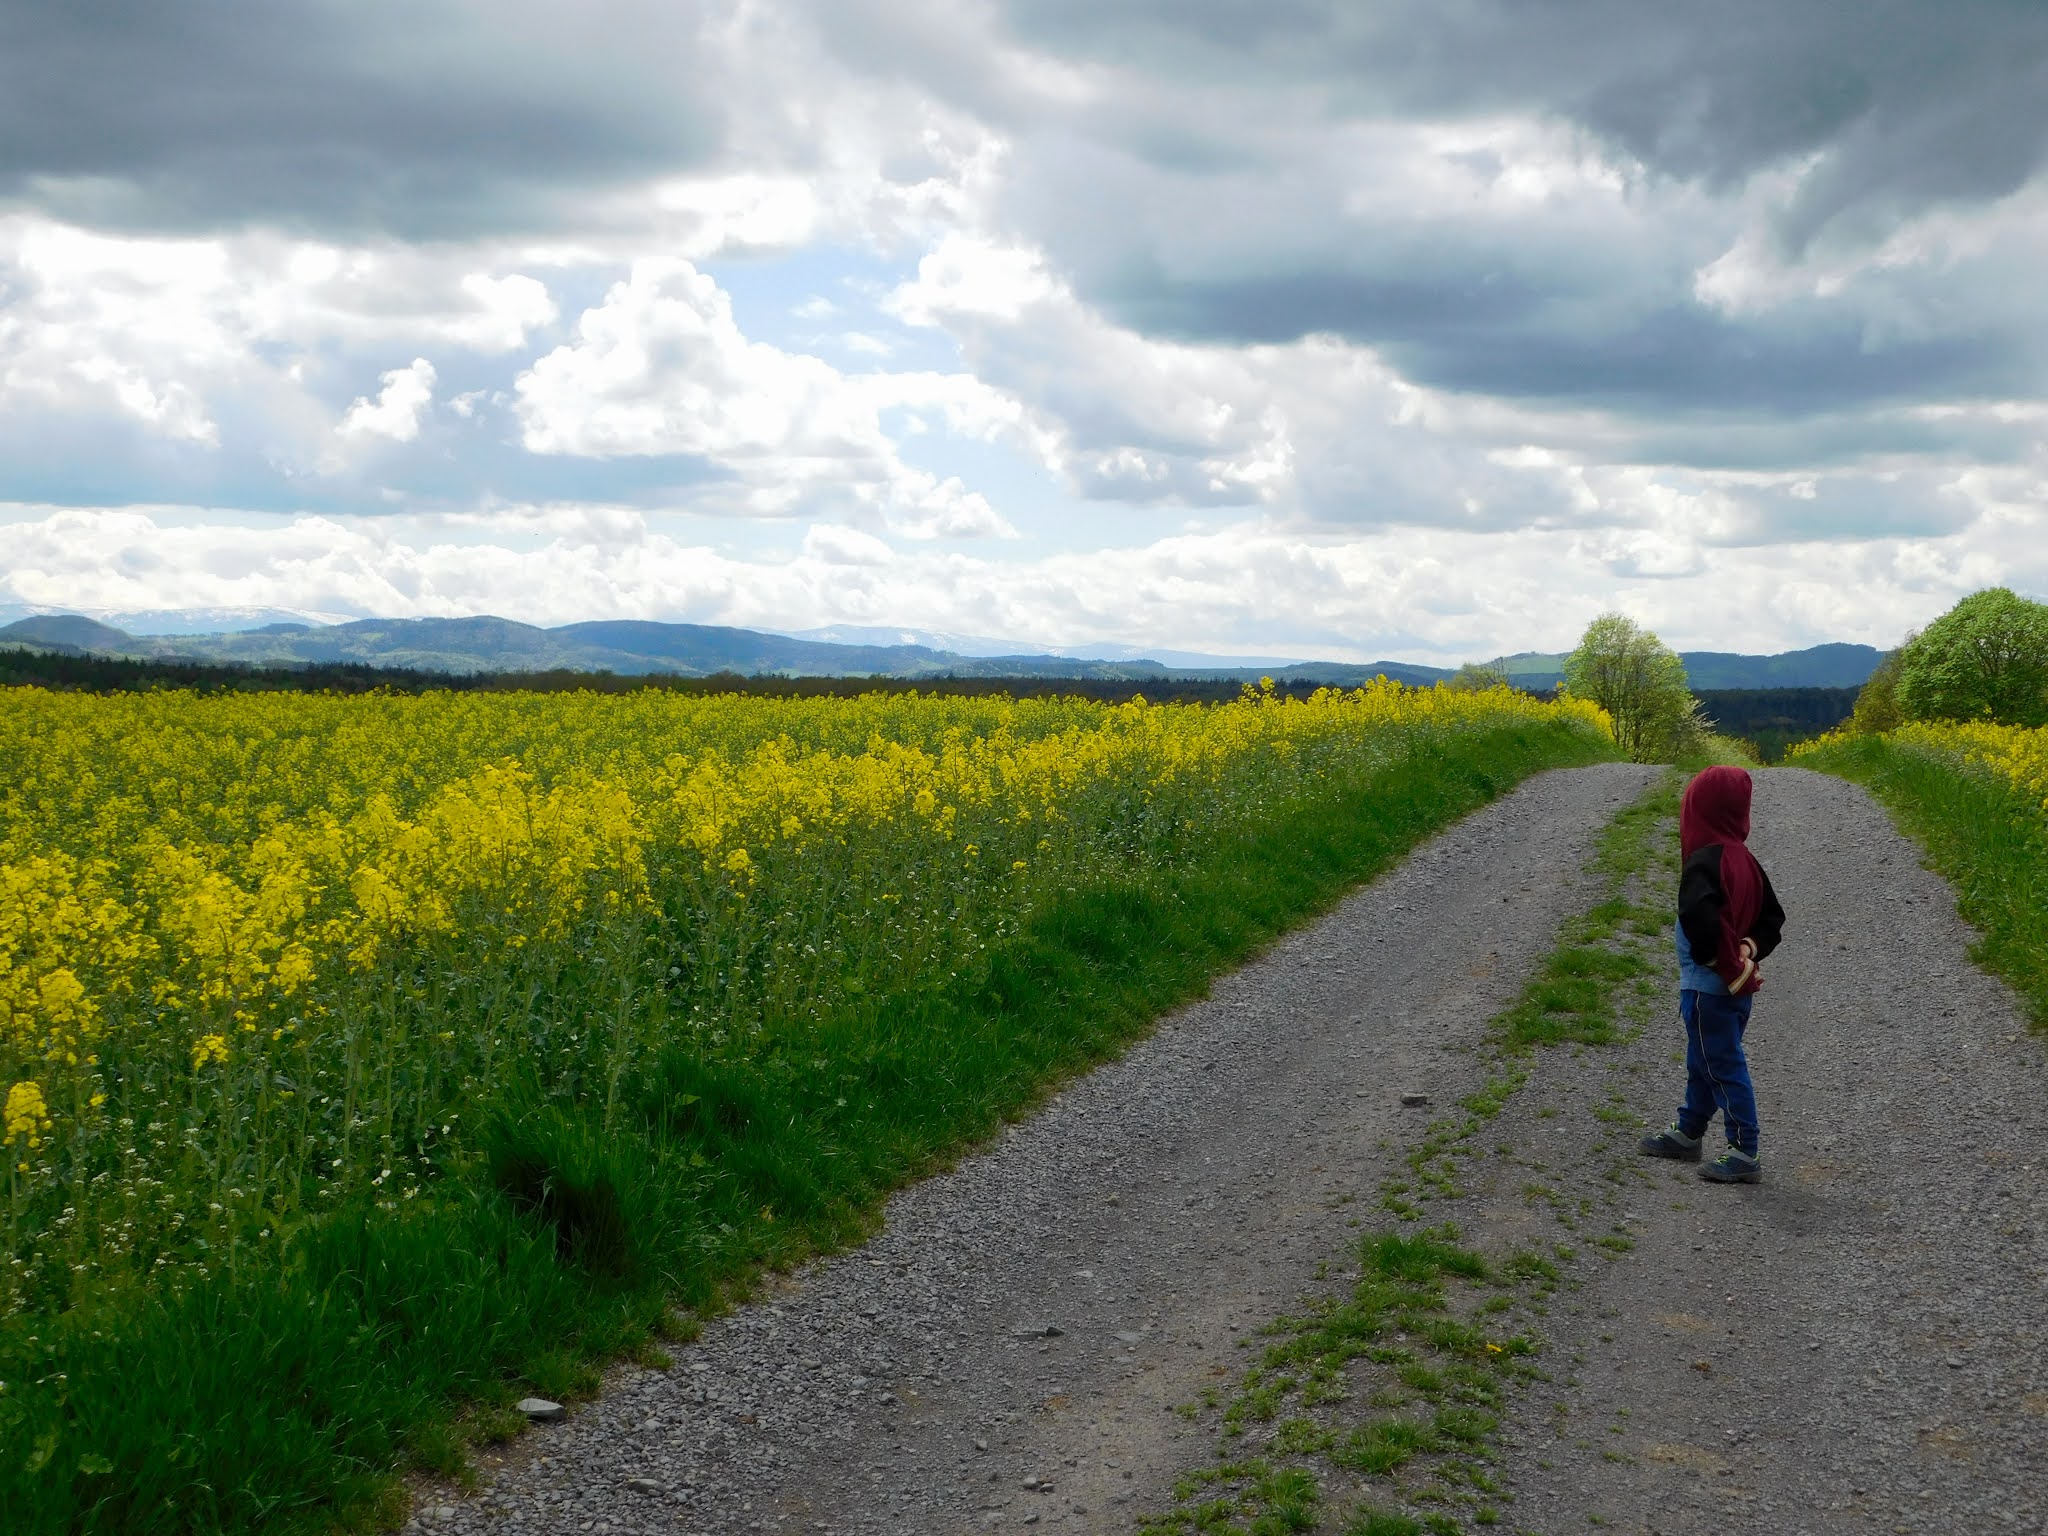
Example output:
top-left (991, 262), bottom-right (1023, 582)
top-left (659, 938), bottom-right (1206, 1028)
top-left (514, 1398), bottom-right (564, 1421)
top-left (1400, 1090), bottom-right (1431, 1106)
top-left (623, 1476), bottom-right (661, 1493)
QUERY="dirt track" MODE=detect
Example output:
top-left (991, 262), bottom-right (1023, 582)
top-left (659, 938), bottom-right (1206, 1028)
top-left (419, 763), bottom-right (2048, 1535)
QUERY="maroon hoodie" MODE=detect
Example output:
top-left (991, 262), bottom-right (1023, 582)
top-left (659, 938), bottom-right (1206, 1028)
top-left (1677, 767), bottom-right (1785, 993)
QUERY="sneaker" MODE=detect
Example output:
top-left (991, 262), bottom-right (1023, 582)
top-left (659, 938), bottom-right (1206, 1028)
top-left (1639, 1124), bottom-right (1702, 1161)
top-left (1700, 1148), bottom-right (1762, 1184)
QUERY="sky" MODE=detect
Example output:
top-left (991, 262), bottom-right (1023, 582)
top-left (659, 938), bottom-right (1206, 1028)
top-left (3, 0), bottom-right (2046, 665)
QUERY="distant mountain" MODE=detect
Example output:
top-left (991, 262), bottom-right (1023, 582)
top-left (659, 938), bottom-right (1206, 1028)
top-left (1486, 643), bottom-right (1882, 692)
top-left (1, 612), bottom-right (1408, 683)
top-left (788, 624), bottom-right (1318, 670)
top-left (0, 602), bottom-right (351, 635)
top-left (1677, 643), bottom-right (1883, 690)
top-left (1, 614), bottom-right (139, 652)
top-left (0, 612), bottom-right (1885, 690)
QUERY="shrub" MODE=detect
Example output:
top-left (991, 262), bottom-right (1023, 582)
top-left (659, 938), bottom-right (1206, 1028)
top-left (1851, 646), bottom-right (1907, 734)
top-left (1896, 588), bottom-right (2048, 727)
top-left (1562, 614), bottom-right (1701, 762)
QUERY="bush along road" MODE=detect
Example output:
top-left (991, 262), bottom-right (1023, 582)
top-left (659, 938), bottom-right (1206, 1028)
top-left (418, 763), bottom-right (2048, 1535)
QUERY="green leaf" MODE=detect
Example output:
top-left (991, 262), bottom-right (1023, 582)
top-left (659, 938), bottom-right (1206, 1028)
top-left (25, 1426), bottom-right (58, 1475)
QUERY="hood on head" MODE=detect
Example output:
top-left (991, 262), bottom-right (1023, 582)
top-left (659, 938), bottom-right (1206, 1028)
top-left (1680, 765), bottom-right (1752, 860)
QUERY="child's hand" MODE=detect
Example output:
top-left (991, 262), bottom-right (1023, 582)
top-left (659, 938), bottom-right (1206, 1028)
top-left (1731, 938), bottom-right (1764, 994)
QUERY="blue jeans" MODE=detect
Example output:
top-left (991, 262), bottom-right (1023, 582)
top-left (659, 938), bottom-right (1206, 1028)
top-left (1678, 988), bottom-right (1759, 1157)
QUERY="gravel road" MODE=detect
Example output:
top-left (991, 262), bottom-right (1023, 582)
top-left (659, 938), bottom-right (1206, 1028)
top-left (416, 762), bottom-right (2048, 1536)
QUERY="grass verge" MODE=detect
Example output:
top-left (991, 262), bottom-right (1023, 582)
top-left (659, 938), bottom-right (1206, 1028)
top-left (1794, 733), bottom-right (2048, 1029)
top-left (1138, 770), bottom-right (1683, 1534)
top-left (2, 721), bottom-right (1615, 1535)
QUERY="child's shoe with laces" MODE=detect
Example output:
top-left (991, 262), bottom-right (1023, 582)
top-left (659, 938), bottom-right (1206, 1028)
top-left (1699, 1147), bottom-right (1762, 1184)
top-left (1638, 1124), bottom-right (1703, 1162)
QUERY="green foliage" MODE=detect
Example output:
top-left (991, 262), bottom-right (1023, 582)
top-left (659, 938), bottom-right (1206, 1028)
top-left (1851, 647), bottom-right (1907, 734)
top-left (1445, 661), bottom-right (1511, 692)
top-left (1896, 588), bottom-right (2048, 727)
top-left (0, 643), bottom-right (1414, 707)
top-left (1562, 614), bottom-right (1702, 762)
top-left (1694, 686), bottom-right (1858, 761)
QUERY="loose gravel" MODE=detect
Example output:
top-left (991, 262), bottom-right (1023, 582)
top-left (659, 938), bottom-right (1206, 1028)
top-left (421, 762), bottom-right (1654, 1535)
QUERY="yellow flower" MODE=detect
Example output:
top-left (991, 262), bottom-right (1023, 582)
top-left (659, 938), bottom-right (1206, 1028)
top-left (190, 1033), bottom-right (230, 1070)
top-left (4, 1081), bottom-right (52, 1149)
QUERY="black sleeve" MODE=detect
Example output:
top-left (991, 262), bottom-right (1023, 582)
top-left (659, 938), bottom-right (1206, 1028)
top-left (1677, 847), bottom-right (1726, 967)
top-left (1749, 864), bottom-right (1786, 961)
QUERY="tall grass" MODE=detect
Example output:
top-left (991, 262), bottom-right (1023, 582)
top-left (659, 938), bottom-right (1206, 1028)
top-left (1796, 732), bottom-right (2048, 1028)
top-left (0, 686), bottom-right (1614, 1531)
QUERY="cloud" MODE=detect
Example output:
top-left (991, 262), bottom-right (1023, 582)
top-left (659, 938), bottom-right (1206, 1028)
top-left (802, 522), bottom-right (894, 565)
top-left (0, 2), bottom-right (726, 238)
top-left (3, 1), bottom-right (2047, 655)
top-left (978, 1), bottom-right (2048, 231)
top-left (337, 358), bottom-right (437, 443)
top-left (515, 257), bottom-right (1020, 537)
top-left (5, 500), bottom-right (2043, 663)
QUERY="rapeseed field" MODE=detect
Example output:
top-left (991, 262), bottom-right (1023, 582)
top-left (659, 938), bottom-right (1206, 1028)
top-left (0, 679), bottom-right (1611, 1531)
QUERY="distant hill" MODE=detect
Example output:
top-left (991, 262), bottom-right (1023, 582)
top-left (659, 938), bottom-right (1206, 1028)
top-left (0, 613), bottom-right (1443, 685)
top-left (1488, 643), bottom-right (1882, 692)
top-left (0, 613), bottom-right (1885, 690)
top-left (1, 614), bottom-right (138, 652)
top-left (1676, 643), bottom-right (1883, 690)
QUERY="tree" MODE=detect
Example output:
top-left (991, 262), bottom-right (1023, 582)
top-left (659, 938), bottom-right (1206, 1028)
top-left (1850, 645), bottom-right (1907, 734)
top-left (1446, 659), bottom-right (1512, 692)
top-left (1896, 588), bottom-right (2048, 728)
top-left (1562, 614), bottom-right (1700, 762)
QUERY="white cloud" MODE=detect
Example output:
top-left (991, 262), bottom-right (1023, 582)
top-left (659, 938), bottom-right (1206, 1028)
top-left (337, 358), bottom-right (437, 443)
top-left (888, 233), bottom-right (1058, 323)
top-left (6, 500), bottom-right (2043, 665)
top-left (802, 522), bottom-right (894, 565)
top-left (454, 274), bottom-right (559, 352)
top-left (514, 257), bottom-right (1020, 537)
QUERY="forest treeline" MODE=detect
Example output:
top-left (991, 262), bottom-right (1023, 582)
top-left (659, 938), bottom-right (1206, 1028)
top-left (1695, 687), bottom-right (1860, 761)
top-left (0, 643), bottom-right (1372, 705)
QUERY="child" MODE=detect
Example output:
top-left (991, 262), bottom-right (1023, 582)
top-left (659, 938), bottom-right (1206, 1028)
top-left (1639, 765), bottom-right (1786, 1184)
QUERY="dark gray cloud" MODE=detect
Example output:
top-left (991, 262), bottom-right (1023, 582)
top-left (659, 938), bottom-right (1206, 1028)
top-left (994, 1), bottom-right (2048, 236)
top-left (0, 1), bottom-right (727, 236)
top-left (1109, 273), bottom-right (2013, 415)
top-left (935, 0), bottom-right (2048, 435)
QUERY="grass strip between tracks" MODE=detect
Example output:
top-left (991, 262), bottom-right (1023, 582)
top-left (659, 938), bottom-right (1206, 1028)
top-left (1137, 771), bottom-right (1684, 1536)
top-left (5, 722), bottom-right (1616, 1536)
top-left (1795, 734), bottom-right (2048, 1031)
